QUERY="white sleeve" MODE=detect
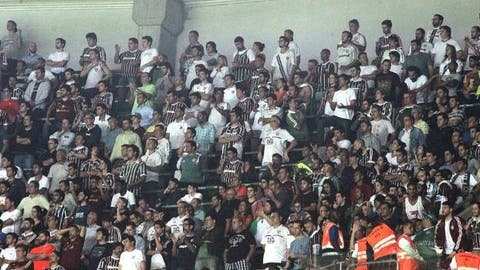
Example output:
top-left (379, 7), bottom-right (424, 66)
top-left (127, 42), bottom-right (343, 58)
top-left (386, 121), bottom-right (395, 134)
top-left (65, 52), bottom-right (70, 61)
top-left (128, 192), bottom-right (136, 206)
top-left (289, 52), bottom-right (296, 65)
top-left (247, 49), bottom-right (256, 61)
top-left (110, 194), bottom-right (118, 208)
top-left (282, 129), bottom-right (295, 142)
top-left (271, 54), bottom-right (278, 68)
top-left (449, 256), bottom-right (457, 270)
top-left (28, 71), bottom-right (35, 81)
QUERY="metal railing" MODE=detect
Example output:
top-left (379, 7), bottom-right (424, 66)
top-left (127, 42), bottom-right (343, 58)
top-left (308, 259), bottom-right (399, 270)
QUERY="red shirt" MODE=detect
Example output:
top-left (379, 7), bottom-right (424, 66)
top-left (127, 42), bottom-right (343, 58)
top-left (234, 185), bottom-right (247, 199)
top-left (29, 243), bottom-right (55, 270)
top-left (0, 99), bottom-right (19, 118)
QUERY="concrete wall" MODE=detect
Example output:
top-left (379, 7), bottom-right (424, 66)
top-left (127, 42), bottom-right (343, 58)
top-left (0, 1), bottom-right (138, 70)
top-left (178, 0), bottom-right (480, 70)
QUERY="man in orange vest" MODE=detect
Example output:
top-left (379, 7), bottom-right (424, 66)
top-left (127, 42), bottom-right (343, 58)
top-left (397, 221), bottom-right (424, 270)
top-left (350, 222), bottom-right (370, 270)
top-left (365, 222), bottom-right (397, 261)
top-left (319, 216), bottom-right (345, 267)
top-left (449, 251), bottom-right (480, 270)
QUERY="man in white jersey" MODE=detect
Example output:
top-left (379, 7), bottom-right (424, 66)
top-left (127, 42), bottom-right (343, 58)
top-left (348, 19), bottom-right (367, 52)
top-left (261, 211), bottom-right (290, 269)
top-left (336, 31), bottom-right (359, 75)
top-left (46, 38), bottom-right (69, 79)
top-left (257, 115), bottom-right (297, 165)
top-left (431, 26), bottom-right (463, 68)
top-left (271, 36), bottom-right (295, 83)
top-left (283, 29), bottom-right (301, 67)
top-left (403, 182), bottom-right (428, 221)
top-left (139, 35), bottom-right (158, 74)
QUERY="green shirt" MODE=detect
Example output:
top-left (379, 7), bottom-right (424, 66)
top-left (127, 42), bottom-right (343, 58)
top-left (414, 227), bottom-right (438, 260)
top-left (180, 153), bottom-right (203, 183)
top-left (286, 110), bottom-right (309, 141)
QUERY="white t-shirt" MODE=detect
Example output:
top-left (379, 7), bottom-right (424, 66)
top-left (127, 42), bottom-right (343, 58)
top-left (253, 107), bottom-right (282, 132)
top-left (352, 33), bottom-right (366, 49)
top-left (332, 88), bottom-right (356, 120)
top-left (444, 219), bottom-right (455, 254)
top-left (271, 50), bottom-right (295, 80)
top-left (404, 75), bottom-right (428, 104)
top-left (84, 63), bottom-right (104, 89)
top-left (141, 150), bottom-right (163, 180)
top-left (94, 115), bottom-right (111, 139)
top-left (276, 41), bottom-right (301, 60)
top-left (191, 82), bottom-right (213, 108)
top-left (166, 120), bottom-right (189, 149)
top-left (140, 48), bottom-right (158, 73)
top-left (166, 215), bottom-right (187, 238)
top-left (211, 66), bottom-right (229, 88)
top-left (186, 59), bottom-right (208, 87)
top-left (260, 127), bottom-right (295, 165)
top-left (336, 44), bottom-right (358, 75)
top-left (223, 86), bottom-right (238, 108)
top-left (209, 102), bottom-right (230, 136)
top-left (119, 249), bottom-right (145, 270)
top-left (371, 119), bottom-right (395, 146)
top-left (432, 39), bottom-right (462, 67)
top-left (179, 192), bottom-right (203, 204)
top-left (110, 191), bottom-right (136, 208)
top-left (261, 225), bottom-right (290, 264)
top-left (27, 175), bottom-right (49, 190)
top-left (0, 247), bottom-right (16, 270)
top-left (360, 65), bottom-right (378, 88)
top-left (0, 209), bottom-right (21, 234)
top-left (27, 70), bottom-right (55, 82)
top-left (47, 51), bottom-right (70, 74)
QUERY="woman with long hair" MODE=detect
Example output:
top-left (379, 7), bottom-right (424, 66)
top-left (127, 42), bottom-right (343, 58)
top-left (31, 205), bottom-right (47, 234)
top-left (210, 54), bottom-right (229, 89)
top-left (439, 44), bottom-right (463, 75)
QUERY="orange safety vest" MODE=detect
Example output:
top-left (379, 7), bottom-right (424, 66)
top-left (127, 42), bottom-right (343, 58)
top-left (397, 234), bottom-right (419, 270)
top-left (356, 237), bottom-right (368, 270)
top-left (366, 223), bottom-right (397, 260)
top-left (321, 221), bottom-right (345, 251)
top-left (454, 252), bottom-right (480, 270)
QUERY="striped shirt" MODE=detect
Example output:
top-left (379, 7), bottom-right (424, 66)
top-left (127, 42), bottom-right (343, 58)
top-left (232, 49), bottom-right (255, 83)
top-left (67, 146), bottom-right (89, 176)
top-left (163, 102), bottom-right (186, 126)
top-left (376, 33), bottom-right (402, 55)
top-left (97, 255), bottom-right (120, 270)
top-left (120, 159), bottom-right (147, 197)
top-left (106, 226), bottom-right (122, 244)
top-left (372, 101), bottom-right (393, 120)
top-left (315, 61), bottom-right (336, 91)
top-left (51, 204), bottom-right (68, 229)
top-left (349, 78), bottom-right (368, 110)
top-left (118, 50), bottom-right (141, 80)
top-left (81, 46), bottom-right (106, 64)
top-left (235, 97), bottom-right (254, 122)
top-left (250, 67), bottom-right (269, 99)
top-left (0, 109), bottom-right (8, 124)
top-left (80, 159), bottom-right (101, 190)
top-left (221, 123), bottom-right (246, 159)
top-left (221, 159), bottom-right (244, 186)
top-left (92, 92), bottom-right (114, 113)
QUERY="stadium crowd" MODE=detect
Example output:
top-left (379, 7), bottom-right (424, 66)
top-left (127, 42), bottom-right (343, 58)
top-left (0, 11), bottom-right (478, 270)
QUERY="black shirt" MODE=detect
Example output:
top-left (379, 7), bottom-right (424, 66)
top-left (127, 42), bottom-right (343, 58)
top-left (207, 205), bottom-right (233, 235)
top-left (375, 72), bottom-right (402, 107)
top-left (88, 243), bottom-right (111, 270)
top-left (79, 125), bottom-right (102, 148)
top-left (174, 233), bottom-right (199, 269)
top-left (225, 230), bottom-right (255, 263)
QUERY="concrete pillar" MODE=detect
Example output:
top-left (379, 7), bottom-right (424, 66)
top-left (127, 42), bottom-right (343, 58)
top-left (132, 0), bottom-right (185, 68)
